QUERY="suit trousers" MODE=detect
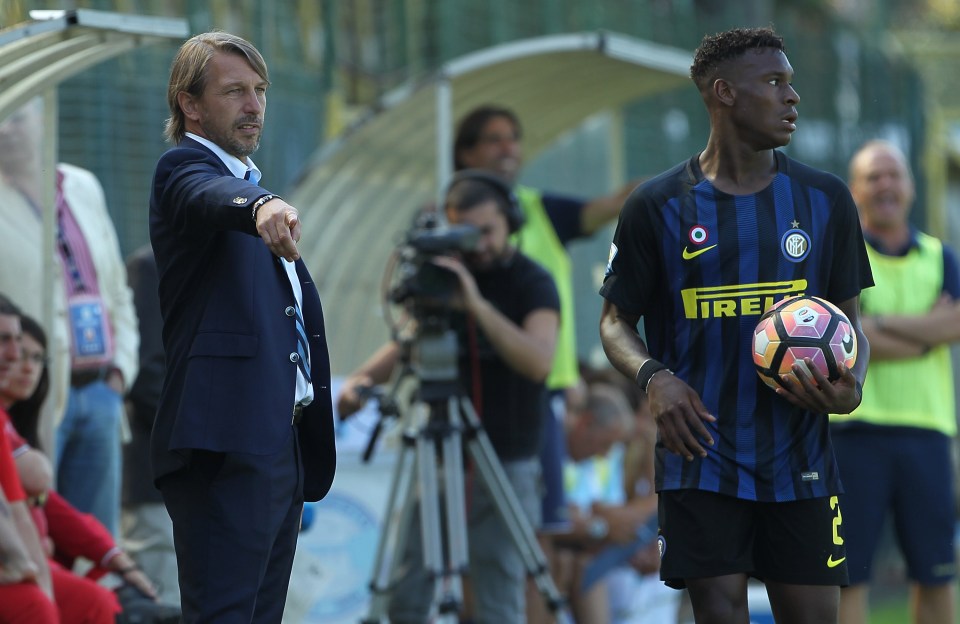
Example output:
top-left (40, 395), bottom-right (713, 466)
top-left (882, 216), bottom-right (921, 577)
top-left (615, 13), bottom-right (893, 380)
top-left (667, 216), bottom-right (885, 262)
top-left (159, 426), bottom-right (303, 623)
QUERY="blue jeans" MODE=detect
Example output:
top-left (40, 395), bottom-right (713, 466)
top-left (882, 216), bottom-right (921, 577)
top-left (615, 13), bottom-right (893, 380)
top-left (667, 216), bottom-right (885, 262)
top-left (57, 381), bottom-right (123, 536)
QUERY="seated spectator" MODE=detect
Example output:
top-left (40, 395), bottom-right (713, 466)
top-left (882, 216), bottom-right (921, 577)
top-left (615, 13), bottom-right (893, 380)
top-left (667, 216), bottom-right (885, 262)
top-left (585, 367), bottom-right (681, 624)
top-left (0, 294), bottom-right (117, 623)
top-left (552, 381), bottom-right (635, 622)
top-left (0, 410), bottom-right (58, 624)
top-left (0, 308), bottom-right (179, 623)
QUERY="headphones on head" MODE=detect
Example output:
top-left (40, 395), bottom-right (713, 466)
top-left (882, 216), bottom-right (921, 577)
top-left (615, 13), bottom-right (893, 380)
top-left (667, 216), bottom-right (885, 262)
top-left (446, 169), bottom-right (525, 234)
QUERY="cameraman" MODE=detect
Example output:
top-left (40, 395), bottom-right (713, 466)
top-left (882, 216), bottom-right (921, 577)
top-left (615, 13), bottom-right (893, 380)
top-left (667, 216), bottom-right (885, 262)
top-left (337, 171), bottom-right (560, 624)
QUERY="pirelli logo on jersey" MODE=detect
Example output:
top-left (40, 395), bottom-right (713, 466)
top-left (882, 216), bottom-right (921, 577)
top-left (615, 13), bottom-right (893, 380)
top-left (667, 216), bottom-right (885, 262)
top-left (681, 280), bottom-right (808, 319)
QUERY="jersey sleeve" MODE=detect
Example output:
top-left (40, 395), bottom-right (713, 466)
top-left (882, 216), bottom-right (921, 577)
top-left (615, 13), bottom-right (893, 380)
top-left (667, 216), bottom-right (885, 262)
top-left (598, 188), bottom-right (661, 316)
top-left (827, 186), bottom-right (874, 303)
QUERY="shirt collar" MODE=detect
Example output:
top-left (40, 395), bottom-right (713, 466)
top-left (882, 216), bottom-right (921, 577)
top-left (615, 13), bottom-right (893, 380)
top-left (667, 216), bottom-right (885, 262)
top-left (863, 225), bottom-right (920, 257)
top-left (185, 132), bottom-right (261, 183)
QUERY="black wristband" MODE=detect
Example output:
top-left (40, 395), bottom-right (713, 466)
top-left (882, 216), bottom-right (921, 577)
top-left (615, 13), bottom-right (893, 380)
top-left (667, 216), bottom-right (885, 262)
top-left (251, 194), bottom-right (278, 222)
top-left (635, 359), bottom-right (670, 393)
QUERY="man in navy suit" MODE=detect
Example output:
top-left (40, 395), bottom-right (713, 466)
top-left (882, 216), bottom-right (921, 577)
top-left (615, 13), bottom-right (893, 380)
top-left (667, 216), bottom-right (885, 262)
top-left (148, 31), bottom-right (335, 623)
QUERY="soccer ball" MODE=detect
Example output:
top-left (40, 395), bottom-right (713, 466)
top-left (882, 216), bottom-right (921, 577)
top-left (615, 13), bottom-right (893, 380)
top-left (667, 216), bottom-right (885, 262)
top-left (752, 296), bottom-right (857, 390)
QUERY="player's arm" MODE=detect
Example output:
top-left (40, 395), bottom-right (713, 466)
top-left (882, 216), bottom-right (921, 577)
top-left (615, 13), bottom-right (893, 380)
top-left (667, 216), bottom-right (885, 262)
top-left (861, 314), bottom-right (928, 360)
top-left (870, 294), bottom-right (960, 352)
top-left (580, 180), bottom-right (642, 235)
top-left (777, 296), bottom-right (869, 415)
top-left (599, 300), bottom-right (715, 461)
top-left (871, 246), bottom-right (960, 351)
top-left (9, 500), bottom-right (52, 598)
top-left (0, 488), bottom-right (39, 587)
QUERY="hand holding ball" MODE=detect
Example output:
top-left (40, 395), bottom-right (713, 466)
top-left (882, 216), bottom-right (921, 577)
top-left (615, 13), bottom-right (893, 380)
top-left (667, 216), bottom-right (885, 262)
top-left (752, 296), bottom-right (857, 390)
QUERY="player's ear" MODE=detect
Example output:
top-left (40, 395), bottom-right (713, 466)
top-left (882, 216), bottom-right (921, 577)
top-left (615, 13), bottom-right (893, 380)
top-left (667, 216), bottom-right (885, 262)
top-left (714, 78), bottom-right (735, 106)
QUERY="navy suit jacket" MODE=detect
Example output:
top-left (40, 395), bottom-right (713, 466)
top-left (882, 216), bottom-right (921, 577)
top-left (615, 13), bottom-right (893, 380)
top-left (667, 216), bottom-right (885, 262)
top-left (149, 137), bottom-right (335, 502)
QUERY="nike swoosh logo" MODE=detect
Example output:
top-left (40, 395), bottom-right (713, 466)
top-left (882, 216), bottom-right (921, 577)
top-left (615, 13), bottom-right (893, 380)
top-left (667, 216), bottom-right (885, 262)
top-left (826, 555), bottom-right (846, 568)
top-left (842, 333), bottom-right (854, 353)
top-left (682, 244), bottom-right (718, 260)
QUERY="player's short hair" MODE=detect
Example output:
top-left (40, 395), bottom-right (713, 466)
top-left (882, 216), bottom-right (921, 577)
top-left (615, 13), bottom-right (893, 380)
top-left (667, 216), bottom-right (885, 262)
top-left (164, 31), bottom-right (270, 144)
top-left (453, 105), bottom-right (523, 171)
top-left (690, 27), bottom-right (785, 91)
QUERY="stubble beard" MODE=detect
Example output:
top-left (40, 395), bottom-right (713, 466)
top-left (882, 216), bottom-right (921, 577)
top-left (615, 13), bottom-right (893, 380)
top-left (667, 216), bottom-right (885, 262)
top-left (200, 119), bottom-right (261, 160)
top-left (223, 133), bottom-right (260, 159)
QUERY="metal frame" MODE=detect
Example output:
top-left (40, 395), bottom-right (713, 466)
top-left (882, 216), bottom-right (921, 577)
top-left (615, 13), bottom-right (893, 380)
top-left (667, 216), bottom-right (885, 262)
top-left (432, 30), bottom-right (691, 207)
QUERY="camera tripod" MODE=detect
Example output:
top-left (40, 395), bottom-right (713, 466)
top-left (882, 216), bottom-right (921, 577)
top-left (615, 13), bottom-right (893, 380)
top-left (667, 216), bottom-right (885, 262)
top-left (360, 323), bottom-right (571, 624)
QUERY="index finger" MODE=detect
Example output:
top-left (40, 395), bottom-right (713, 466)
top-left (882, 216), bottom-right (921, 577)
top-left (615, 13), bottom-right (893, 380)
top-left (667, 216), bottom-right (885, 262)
top-left (272, 221), bottom-right (300, 261)
top-left (286, 211), bottom-right (301, 243)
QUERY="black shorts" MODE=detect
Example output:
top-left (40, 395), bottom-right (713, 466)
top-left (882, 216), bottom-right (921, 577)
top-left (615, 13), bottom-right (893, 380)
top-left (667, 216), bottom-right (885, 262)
top-left (658, 489), bottom-right (849, 588)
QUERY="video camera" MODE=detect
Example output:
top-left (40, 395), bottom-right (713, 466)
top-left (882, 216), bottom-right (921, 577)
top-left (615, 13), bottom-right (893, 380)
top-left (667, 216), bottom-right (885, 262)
top-left (388, 212), bottom-right (479, 311)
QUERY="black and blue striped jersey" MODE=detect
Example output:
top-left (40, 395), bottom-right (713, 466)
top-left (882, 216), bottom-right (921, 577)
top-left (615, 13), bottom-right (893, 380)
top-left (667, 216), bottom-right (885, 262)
top-left (600, 151), bottom-right (873, 502)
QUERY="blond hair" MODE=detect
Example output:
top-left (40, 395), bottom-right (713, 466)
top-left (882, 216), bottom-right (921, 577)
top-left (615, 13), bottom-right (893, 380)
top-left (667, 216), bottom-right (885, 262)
top-left (163, 31), bottom-right (270, 144)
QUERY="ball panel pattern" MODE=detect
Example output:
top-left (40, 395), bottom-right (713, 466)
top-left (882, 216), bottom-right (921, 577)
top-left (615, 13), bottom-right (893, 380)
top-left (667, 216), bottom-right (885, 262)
top-left (751, 296), bottom-right (858, 391)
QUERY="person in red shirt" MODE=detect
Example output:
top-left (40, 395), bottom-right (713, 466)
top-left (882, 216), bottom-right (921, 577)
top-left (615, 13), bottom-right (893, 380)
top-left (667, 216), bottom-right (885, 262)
top-left (1, 295), bottom-right (122, 623)
top-left (1, 314), bottom-right (155, 593)
top-left (0, 295), bottom-right (58, 623)
top-left (0, 417), bottom-right (58, 623)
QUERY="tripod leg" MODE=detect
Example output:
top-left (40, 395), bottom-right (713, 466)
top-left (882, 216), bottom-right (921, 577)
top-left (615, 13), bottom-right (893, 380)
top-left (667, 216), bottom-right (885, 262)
top-left (361, 420), bottom-right (421, 624)
top-left (457, 397), bottom-right (574, 624)
top-left (415, 403), bottom-right (463, 624)
top-left (434, 397), bottom-right (469, 617)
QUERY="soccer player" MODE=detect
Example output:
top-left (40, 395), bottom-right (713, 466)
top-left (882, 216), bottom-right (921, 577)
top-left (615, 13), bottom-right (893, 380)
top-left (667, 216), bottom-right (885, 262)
top-left (598, 27), bottom-right (873, 623)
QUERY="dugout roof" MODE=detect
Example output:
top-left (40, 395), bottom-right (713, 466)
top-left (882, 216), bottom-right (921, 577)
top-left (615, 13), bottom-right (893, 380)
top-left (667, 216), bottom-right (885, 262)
top-left (290, 31), bottom-right (693, 373)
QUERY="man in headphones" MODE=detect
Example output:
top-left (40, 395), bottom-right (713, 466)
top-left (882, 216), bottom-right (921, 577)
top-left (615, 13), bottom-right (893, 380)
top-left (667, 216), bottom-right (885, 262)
top-left (337, 170), bottom-right (560, 624)
top-left (453, 109), bottom-right (639, 608)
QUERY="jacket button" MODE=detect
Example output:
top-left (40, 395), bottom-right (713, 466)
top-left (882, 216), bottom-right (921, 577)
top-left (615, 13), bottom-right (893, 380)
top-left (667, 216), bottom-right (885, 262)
top-left (290, 352), bottom-right (301, 363)
top-left (284, 306), bottom-right (296, 317)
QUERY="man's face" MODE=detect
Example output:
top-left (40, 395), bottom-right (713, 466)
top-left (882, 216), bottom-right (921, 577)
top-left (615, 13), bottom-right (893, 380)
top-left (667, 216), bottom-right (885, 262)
top-left (457, 116), bottom-right (522, 182)
top-left (726, 48), bottom-right (800, 150)
top-left (0, 99), bottom-right (43, 173)
top-left (180, 52), bottom-right (268, 160)
top-left (446, 199), bottom-right (511, 272)
top-left (850, 145), bottom-right (914, 232)
top-left (0, 313), bottom-right (22, 391)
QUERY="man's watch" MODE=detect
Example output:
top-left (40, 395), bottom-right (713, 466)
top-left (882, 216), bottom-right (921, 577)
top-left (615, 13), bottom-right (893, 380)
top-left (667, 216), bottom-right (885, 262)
top-left (587, 516), bottom-right (609, 540)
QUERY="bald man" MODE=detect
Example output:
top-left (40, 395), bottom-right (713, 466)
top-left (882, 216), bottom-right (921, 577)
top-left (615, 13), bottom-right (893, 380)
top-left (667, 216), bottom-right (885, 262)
top-left (830, 140), bottom-right (960, 624)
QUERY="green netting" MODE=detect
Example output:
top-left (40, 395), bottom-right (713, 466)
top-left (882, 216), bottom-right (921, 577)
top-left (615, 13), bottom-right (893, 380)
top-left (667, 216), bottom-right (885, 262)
top-left (3, 0), bottom-right (928, 258)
